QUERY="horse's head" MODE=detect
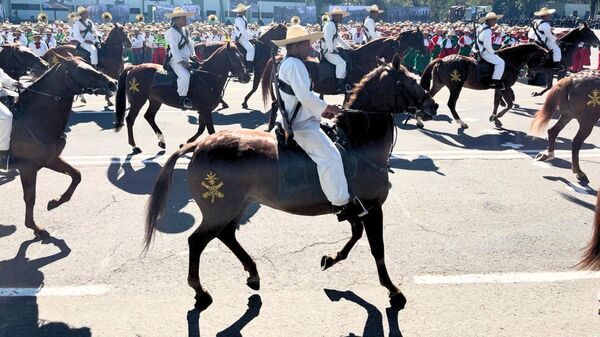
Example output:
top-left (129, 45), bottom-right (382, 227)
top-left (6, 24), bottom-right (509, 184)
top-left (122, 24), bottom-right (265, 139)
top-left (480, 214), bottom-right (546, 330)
top-left (0, 44), bottom-right (49, 78)
top-left (108, 23), bottom-right (132, 48)
top-left (58, 56), bottom-right (117, 96)
top-left (575, 23), bottom-right (600, 47)
top-left (260, 23), bottom-right (287, 49)
top-left (396, 28), bottom-right (427, 56)
top-left (224, 42), bottom-right (251, 84)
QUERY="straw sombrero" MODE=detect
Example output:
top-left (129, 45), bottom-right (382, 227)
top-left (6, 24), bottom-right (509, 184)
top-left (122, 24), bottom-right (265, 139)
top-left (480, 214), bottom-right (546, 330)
top-left (74, 6), bottom-right (88, 17)
top-left (534, 7), bottom-right (556, 16)
top-left (327, 7), bottom-right (350, 17)
top-left (366, 5), bottom-right (384, 13)
top-left (165, 7), bottom-right (194, 19)
top-left (232, 3), bottom-right (251, 13)
top-left (479, 12), bottom-right (503, 23)
top-left (321, 14), bottom-right (330, 22)
top-left (273, 25), bottom-right (323, 47)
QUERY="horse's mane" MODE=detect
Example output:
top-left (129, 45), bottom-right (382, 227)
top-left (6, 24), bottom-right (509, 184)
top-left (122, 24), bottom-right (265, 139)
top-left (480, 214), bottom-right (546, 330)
top-left (203, 43), bottom-right (230, 63)
top-left (558, 27), bottom-right (580, 42)
top-left (346, 64), bottom-right (414, 109)
top-left (259, 23), bottom-right (286, 41)
top-left (354, 37), bottom-right (389, 53)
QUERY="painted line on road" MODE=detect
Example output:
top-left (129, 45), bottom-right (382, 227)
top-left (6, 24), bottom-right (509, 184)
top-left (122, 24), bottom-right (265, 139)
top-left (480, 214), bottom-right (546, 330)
top-left (413, 271), bottom-right (600, 284)
top-left (0, 285), bottom-right (110, 297)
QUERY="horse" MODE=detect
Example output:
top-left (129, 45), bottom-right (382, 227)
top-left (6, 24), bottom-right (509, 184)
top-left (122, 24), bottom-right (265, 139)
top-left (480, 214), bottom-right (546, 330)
top-left (143, 55), bottom-right (438, 311)
top-left (420, 43), bottom-right (548, 129)
top-left (194, 24), bottom-right (287, 110)
top-left (530, 69), bottom-right (600, 182)
top-left (8, 56), bottom-right (117, 238)
top-left (0, 44), bottom-right (48, 80)
top-left (530, 23), bottom-right (600, 97)
top-left (43, 24), bottom-right (131, 106)
top-left (578, 188), bottom-right (600, 271)
top-left (114, 43), bottom-right (251, 154)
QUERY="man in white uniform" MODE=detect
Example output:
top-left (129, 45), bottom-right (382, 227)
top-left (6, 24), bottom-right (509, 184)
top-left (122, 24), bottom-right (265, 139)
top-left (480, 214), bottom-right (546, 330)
top-left (321, 7), bottom-right (352, 93)
top-left (28, 32), bottom-right (49, 57)
top-left (71, 7), bottom-right (100, 67)
top-left (232, 3), bottom-right (255, 72)
top-left (364, 5), bottom-right (383, 43)
top-left (44, 29), bottom-right (57, 48)
top-left (0, 68), bottom-right (23, 171)
top-left (165, 7), bottom-right (196, 110)
top-left (475, 12), bottom-right (505, 89)
top-left (529, 7), bottom-right (562, 70)
top-left (272, 25), bottom-right (368, 221)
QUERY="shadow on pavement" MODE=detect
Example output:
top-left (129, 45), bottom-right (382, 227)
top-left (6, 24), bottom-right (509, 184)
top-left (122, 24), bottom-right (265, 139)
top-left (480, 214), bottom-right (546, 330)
top-left (543, 176), bottom-right (598, 196)
top-left (66, 111), bottom-right (115, 132)
top-left (187, 294), bottom-right (262, 337)
top-left (390, 156), bottom-right (445, 176)
top-left (0, 237), bottom-right (92, 336)
top-left (0, 224), bottom-right (16, 239)
top-left (0, 170), bottom-right (18, 187)
top-left (324, 289), bottom-right (403, 337)
top-left (187, 110), bottom-right (269, 130)
top-left (557, 191), bottom-right (596, 211)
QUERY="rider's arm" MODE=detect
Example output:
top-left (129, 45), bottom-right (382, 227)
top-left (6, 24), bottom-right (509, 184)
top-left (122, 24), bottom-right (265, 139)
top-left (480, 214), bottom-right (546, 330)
top-left (323, 23), bottom-right (336, 53)
top-left (541, 22), bottom-right (556, 44)
top-left (0, 69), bottom-right (18, 91)
top-left (165, 29), bottom-right (185, 63)
top-left (482, 29), bottom-right (494, 53)
top-left (284, 59), bottom-right (327, 117)
top-left (71, 22), bottom-right (85, 44)
top-left (338, 34), bottom-right (352, 50)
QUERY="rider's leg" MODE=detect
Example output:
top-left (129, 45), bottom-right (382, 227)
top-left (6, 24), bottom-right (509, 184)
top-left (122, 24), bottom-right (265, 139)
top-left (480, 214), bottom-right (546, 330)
top-left (324, 52), bottom-right (348, 92)
top-left (238, 38), bottom-right (255, 71)
top-left (170, 61), bottom-right (192, 109)
top-left (0, 103), bottom-right (13, 170)
top-left (81, 43), bottom-right (98, 66)
top-left (550, 42), bottom-right (563, 70)
top-left (483, 53), bottom-right (505, 89)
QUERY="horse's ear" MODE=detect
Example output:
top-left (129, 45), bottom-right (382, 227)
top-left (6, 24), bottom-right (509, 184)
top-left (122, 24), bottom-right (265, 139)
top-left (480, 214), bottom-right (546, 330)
top-left (392, 54), bottom-right (401, 70)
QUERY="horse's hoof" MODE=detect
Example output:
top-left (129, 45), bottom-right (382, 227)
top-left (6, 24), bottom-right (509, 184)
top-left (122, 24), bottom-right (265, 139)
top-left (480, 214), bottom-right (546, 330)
top-left (47, 199), bottom-right (60, 211)
top-left (114, 123), bottom-right (123, 132)
top-left (321, 255), bottom-right (335, 271)
top-left (158, 141), bottom-right (166, 149)
top-left (241, 103), bottom-right (248, 109)
top-left (493, 119), bottom-right (503, 128)
top-left (106, 101), bottom-right (114, 107)
top-left (459, 123), bottom-right (469, 129)
top-left (35, 228), bottom-right (50, 240)
top-left (389, 291), bottom-right (407, 310)
top-left (222, 103), bottom-right (229, 109)
top-left (535, 153), bottom-right (554, 161)
top-left (489, 115), bottom-right (496, 122)
top-left (132, 147), bottom-right (142, 155)
top-left (576, 172), bottom-right (589, 183)
top-left (416, 121), bottom-right (424, 129)
top-left (194, 292), bottom-right (213, 311)
top-left (246, 275), bottom-right (260, 291)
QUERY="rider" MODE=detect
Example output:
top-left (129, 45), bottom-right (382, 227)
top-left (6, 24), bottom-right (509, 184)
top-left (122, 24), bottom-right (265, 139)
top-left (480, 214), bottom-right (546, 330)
top-left (165, 7), bottom-right (196, 110)
top-left (364, 5), bottom-right (383, 43)
top-left (232, 3), bottom-right (255, 72)
top-left (476, 12), bottom-right (505, 89)
top-left (530, 7), bottom-right (563, 70)
top-left (272, 24), bottom-right (368, 222)
top-left (321, 7), bottom-right (352, 93)
top-left (71, 6), bottom-right (100, 68)
top-left (0, 68), bottom-right (23, 171)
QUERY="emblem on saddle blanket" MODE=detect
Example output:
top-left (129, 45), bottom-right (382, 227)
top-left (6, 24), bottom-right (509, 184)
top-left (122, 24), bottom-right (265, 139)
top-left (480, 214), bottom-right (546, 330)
top-left (202, 172), bottom-right (224, 202)
top-left (129, 78), bottom-right (140, 93)
top-left (587, 89), bottom-right (600, 108)
top-left (450, 69), bottom-right (461, 82)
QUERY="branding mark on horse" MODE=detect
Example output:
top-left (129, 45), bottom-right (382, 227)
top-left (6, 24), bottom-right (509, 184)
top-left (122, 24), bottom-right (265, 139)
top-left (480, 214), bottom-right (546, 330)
top-left (51, 55), bottom-right (60, 66)
top-left (202, 172), bottom-right (224, 202)
top-left (587, 89), bottom-right (600, 107)
top-left (129, 78), bottom-right (140, 93)
top-left (450, 69), bottom-right (461, 82)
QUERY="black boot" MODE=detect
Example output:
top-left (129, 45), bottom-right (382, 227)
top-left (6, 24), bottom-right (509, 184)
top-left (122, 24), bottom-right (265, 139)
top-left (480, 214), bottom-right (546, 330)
top-left (336, 79), bottom-right (349, 93)
top-left (552, 62), bottom-right (564, 71)
top-left (181, 96), bottom-right (193, 110)
top-left (0, 151), bottom-right (10, 171)
top-left (246, 61), bottom-right (254, 73)
top-left (333, 196), bottom-right (369, 222)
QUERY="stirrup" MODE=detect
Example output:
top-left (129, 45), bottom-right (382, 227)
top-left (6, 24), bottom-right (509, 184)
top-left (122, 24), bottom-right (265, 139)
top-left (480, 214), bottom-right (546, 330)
top-left (181, 97), bottom-right (193, 110)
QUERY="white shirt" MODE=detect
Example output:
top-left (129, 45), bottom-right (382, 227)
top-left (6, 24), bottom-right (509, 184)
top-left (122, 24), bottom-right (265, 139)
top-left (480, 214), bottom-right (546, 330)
top-left (321, 21), bottom-right (351, 54)
top-left (234, 16), bottom-right (252, 40)
top-left (476, 24), bottom-right (494, 54)
top-left (28, 40), bottom-right (49, 57)
top-left (44, 36), bottom-right (57, 48)
top-left (72, 19), bottom-right (99, 43)
top-left (0, 68), bottom-right (18, 98)
top-left (130, 34), bottom-right (144, 48)
top-left (529, 19), bottom-right (557, 46)
top-left (277, 56), bottom-right (327, 127)
top-left (13, 35), bottom-right (28, 46)
top-left (146, 34), bottom-right (155, 47)
top-left (165, 26), bottom-right (194, 63)
top-left (364, 17), bottom-right (379, 42)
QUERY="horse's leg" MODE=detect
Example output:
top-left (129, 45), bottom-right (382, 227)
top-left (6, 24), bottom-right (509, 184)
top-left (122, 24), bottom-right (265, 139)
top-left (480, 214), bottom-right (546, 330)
top-left (45, 158), bottom-right (81, 211)
top-left (19, 169), bottom-right (49, 238)
top-left (447, 87), bottom-right (467, 128)
top-left (105, 94), bottom-right (113, 107)
top-left (362, 206), bottom-right (405, 309)
top-left (218, 215), bottom-right (260, 291)
top-left (492, 88), bottom-right (516, 128)
top-left (188, 220), bottom-right (223, 310)
top-left (321, 219), bottom-right (363, 271)
top-left (536, 113), bottom-right (572, 161)
top-left (126, 100), bottom-right (146, 154)
top-left (242, 68), bottom-right (261, 109)
top-left (489, 89), bottom-right (502, 124)
top-left (571, 120), bottom-right (594, 182)
top-left (532, 71), bottom-right (553, 97)
top-left (416, 81), bottom-right (445, 128)
top-left (143, 100), bottom-right (166, 149)
top-left (202, 109), bottom-right (216, 134)
top-left (185, 112), bottom-right (208, 145)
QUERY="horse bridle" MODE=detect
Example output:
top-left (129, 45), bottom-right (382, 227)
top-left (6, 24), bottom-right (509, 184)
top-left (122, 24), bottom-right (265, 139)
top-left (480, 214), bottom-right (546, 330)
top-left (2, 48), bottom-right (33, 77)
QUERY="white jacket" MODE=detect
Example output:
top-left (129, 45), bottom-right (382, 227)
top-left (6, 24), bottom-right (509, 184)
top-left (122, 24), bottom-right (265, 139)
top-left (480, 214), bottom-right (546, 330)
top-left (529, 19), bottom-right (558, 47)
top-left (321, 21), bottom-right (351, 54)
top-left (234, 16), bottom-right (252, 41)
top-left (364, 17), bottom-right (379, 42)
top-left (71, 19), bottom-right (99, 43)
top-left (476, 24), bottom-right (494, 55)
top-left (165, 27), bottom-right (194, 63)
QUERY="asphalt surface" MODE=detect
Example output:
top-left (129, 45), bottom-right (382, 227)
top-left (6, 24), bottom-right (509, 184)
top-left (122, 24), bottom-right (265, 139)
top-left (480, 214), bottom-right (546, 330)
top-left (1, 65), bottom-right (600, 337)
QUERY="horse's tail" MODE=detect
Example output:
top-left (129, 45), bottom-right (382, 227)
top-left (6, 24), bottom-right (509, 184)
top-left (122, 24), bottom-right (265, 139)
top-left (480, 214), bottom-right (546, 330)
top-left (577, 189), bottom-right (600, 270)
top-left (420, 59), bottom-right (441, 92)
top-left (261, 57), bottom-right (274, 108)
top-left (145, 142), bottom-right (197, 252)
top-left (531, 80), bottom-right (566, 135)
top-left (115, 65), bottom-right (132, 132)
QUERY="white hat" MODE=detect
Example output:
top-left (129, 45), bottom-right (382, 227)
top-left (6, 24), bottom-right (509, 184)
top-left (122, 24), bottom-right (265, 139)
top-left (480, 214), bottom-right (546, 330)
top-left (272, 24), bottom-right (324, 47)
top-left (534, 7), bottom-right (556, 17)
top-left (479, 12), bottom-right (503, 23)
top-left (327, 7), bottom-right (350, 18)
top-left (366, 5), bottom-right (384, 13)
top-left (165, 7), bottom-right (194, 19)
top-left (74, 6), bottom-right (88, 17)
top-left (232, 3), bottom-right (251, 13)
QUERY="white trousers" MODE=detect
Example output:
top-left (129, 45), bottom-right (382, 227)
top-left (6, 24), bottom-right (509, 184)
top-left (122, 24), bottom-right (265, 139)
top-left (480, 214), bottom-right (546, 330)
top-left (169, 60), bottom-right (190, 97)
top-left (481, 52), bottom-right (505, 80)
top-left (547, 41), bottom-right (562, 62)
top-left (80, 42), bottom-right (98, 65)
top-left (237, 37), bottom-right (255, 62)
top-left (293, 122), bottom-right (350, 206)
top-left (324, 52), bottom-right (346, 79)
top-left (0, 103), bottom-right (13, 151)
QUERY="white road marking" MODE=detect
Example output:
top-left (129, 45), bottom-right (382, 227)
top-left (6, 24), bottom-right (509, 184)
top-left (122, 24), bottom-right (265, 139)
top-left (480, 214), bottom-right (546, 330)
top-left (480, 128), bottom-right (504, 135)
top-left (500, 142), bottom-right (524, 149)
top-left (413, 271), bottom-right (600, 285)
top-left (0, 285), bottom-right (110, 297)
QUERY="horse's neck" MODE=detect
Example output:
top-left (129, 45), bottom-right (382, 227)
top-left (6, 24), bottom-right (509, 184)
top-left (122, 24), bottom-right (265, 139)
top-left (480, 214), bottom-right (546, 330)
top-left (338, 113), bottom-right (394, 163)
top-left (201, 51), bottom-right (230, 88)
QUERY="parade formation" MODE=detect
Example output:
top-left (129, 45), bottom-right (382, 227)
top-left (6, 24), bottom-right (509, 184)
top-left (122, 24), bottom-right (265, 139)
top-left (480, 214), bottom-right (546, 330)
top-left (1, 2), bottom-right (600, 336)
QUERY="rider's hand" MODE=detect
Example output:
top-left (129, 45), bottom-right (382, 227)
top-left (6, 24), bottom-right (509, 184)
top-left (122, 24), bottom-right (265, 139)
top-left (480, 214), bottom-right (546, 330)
top-left (13, 82), bottom-right (23, 90)
top-left (322, 105), bottom-right (340, 119)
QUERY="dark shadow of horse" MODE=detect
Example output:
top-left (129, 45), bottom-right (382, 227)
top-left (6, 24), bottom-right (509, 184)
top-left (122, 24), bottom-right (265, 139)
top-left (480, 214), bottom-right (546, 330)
top-left (66, 111), bottom-right (116, 132)
top-left (187, 109), bottom-right (269, 130)
top-left (187, 294), bottom-right (262, 337)
top-left (0, 224), bottom-right (16, 239)
top-left (0, 237), bottom-right (92, 337)
top-left (543, 176), bottom-right (598, 196)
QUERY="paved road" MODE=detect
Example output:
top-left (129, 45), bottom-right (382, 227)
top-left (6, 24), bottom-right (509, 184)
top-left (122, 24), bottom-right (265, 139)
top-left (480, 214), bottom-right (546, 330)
top-left (1, 71), bottom-right (600, 337)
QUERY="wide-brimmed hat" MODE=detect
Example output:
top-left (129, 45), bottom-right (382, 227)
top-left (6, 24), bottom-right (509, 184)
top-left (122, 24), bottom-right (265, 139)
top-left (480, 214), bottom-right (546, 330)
top-left (273, 24), bottom-right (323, 47)
top-left (534, 7), bottom-right (556, 16)
top-left (232, 3), bottom-right (251, 13)
top-left (366, 5), bottom-right (384, 13)
top-left (74, 6), bottom-right (88, 17)
top-left (327, 7), bottom-right (350, 17)
top-left (321, 14), bottom-right (330, 22)
top-left (165, 7), bottom-right (194, 19)
top-left (479, 12), bottom-right (503, 23)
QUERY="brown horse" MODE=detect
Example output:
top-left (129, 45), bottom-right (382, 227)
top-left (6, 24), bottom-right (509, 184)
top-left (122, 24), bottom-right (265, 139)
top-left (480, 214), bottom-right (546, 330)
top-left (420, 43), bottom-right (548, 129)
top-left (8, 56), bottom-right (116, 238)
top-left (114, 43), bottom-right (250, 154)
top-left (530, 23), bottom-right (600, 97)
top-left (143, 55), bottom-right (438, 311)
top-left (578, 188), bottom-right (600, 271)
top-left (530, 70), bottom-right (600, 182)
top-left (0, 44), bottom-right (48, 80)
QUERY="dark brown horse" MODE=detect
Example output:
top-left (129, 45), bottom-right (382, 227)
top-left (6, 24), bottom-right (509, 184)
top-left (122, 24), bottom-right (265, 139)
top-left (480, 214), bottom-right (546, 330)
top-left (0, 44), bottom-right (48, 79)
top-left (578, 188), bottom-right (600, 271)
top-left (143, 55), bottom-right (438, 311)
top-left (530, 23), bottom-right (600, 97)
top-left (8, 56), bottom-right (116, 238)
top-left (531, 70), bottom-right (600, 182)
top-left (114, 43), bottom-right (250, 154)
top-left (420, 43), bottom-right (548, 129)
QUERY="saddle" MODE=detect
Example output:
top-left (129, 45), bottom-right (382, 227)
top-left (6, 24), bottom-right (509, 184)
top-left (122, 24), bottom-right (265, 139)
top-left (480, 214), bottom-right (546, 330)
top-left (74, 44), bottom-right (91, 63)
top-left (318, 50), bottom-right (352, 83)
top-left (474, 54), bottom-right (494, 84)
top-left (275, 123), bottom-right (358, 202)
top-left (152, 66), bottom-right (215, 95)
